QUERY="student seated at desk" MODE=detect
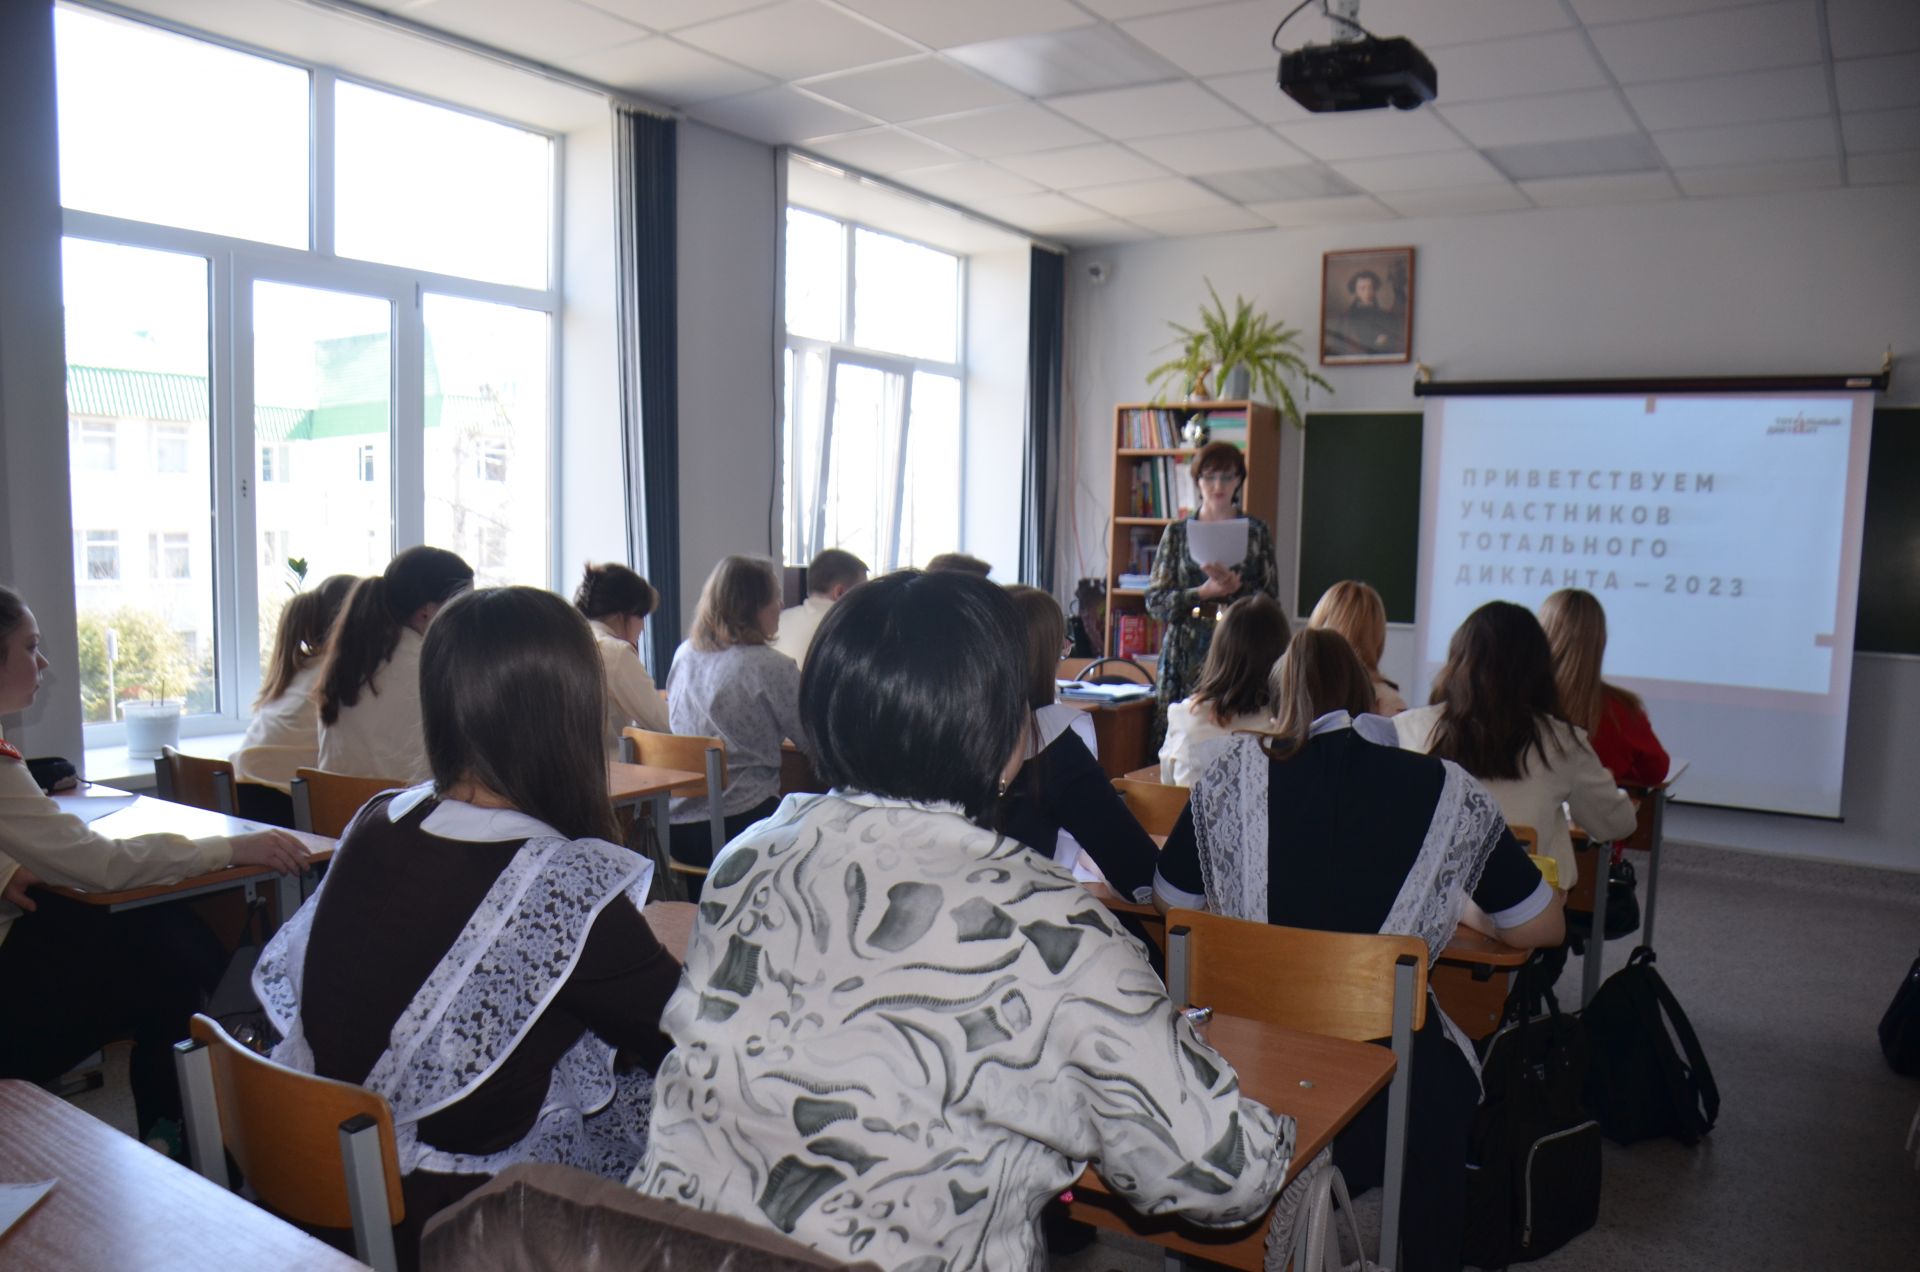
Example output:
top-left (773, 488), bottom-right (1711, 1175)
top-left (230, 573), bottom-right (357, 824)
top-left (994, 586), bottom-right (1160, 901)
top-left (1540, 587), bottom-right (1670, 788)
top-left (925, 550), bottom-right (992, 577)
top-left (664, 555), bottom-right (804, 870)
top-left (1308, 578), bottom-right (1407, 716)
top-left (317, 547), bottom-right (473, 784)
top-left (1158, 592), bottom-right (1290, 786)
top-left (255, 587), bottom-right (678, 1267)
top-left (633, 569), bottom-right (1295, 1269)
top-left (573, 562), bottom-right (669, 756)
top-left (1154, 628), bottom-right (1564, 1272)
top-left (0, 585), bottom-right (307, 1156)
top-left (1395, 601), bottom-right (1637, 891)
top-left (768, 547), bottom-right (866, 668)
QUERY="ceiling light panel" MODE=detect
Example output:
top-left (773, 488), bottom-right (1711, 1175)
top-left (1077, 0), bottom-right (1224, 20)
top-left (946, 23), bottom-right (1184, 98)
top-left (1825, 0), bottom-right (1920, 59)
top-left (1127, 204), bottom-right (1269, 236)
top-left (908, 104), bottom-right (1100, 157)
top-left (675, 0), bottom-right (918, 80)
top-left (1274, 109), bottom-right (1465, 161)
top-left (1516, 171), bottom-right (1679, 206)
top-left (1836, 54), bottom-right (1920, 114)
top-left (888, 159), bottom-right (1043, 201)
top-left (803, 127), bottom-right (964, 172)
top-left (1247, 194), bottom-right (1396, 226)
top-left (1379, 184), bottom-right (1532, 217)
top-left (1623, 64), bottom-right (1830, 131)
top-left (802, 57), bottom-right (1020, 121)
top-left (1127, 126), bottom-right (1312, 175)
top-left (1588, 0), bottom-right (1822, 84)
top-left (1438, 88), bottom-right (1638, 148)
top-left (692, 84), bottom-right (876, 142)
top-left (1119, 0), bottom-right (1283, 78)
top-left (579, 0), bottom-right (775, 33)
top-left (999, 142), bottom-right (1171, 188)
top-left (1353, 0), bottom-right (1575, 48)
top-left (1047, 81), bottom-right (1250, 139)
top-left (559, 36), bottom-right (771, 103)
top-left (1843, 107), bottom-right (1920, 155)
top-left (1482, 132), bottom-right (1666, 180)
top-left (1569, 0), bottom-right (1780, 24)
top-left (1069, 177), bottom-right (1226, 216)
top-left (1332, 150), bottom-right (1509, 193)
top-left (408, 0), bottom-right (648, 64)
top-left (973, 190), bottom-right (1111, 230)
top-left (1653, 116), bottom-right (1838, 167)
top-left (1673, 156), bottom-right (1841, 196)
top-left (1427, 30), bottom-right (1612, 103)
top-left (1195, 164), bottom-right (1359, 202)
top-left (1049, 218), bottom-right (1155, 245)
top-left (1848, 149), bottom-right (1920, 185)
top-left (833, 0), bottom-right (1091, 49)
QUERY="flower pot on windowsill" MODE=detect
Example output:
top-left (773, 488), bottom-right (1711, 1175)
top-left (121, 700), bottom-right (183, 760)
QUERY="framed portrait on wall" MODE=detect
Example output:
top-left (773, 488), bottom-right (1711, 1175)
top-left (1321, 247), bottom-right (1414, 365)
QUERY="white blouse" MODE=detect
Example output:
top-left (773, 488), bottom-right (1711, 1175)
top-left (1158, 699), bottom-right (1271, 787)
top-left (317, 627), bottom-right (431, 784)
top-left (664, 640), bottom-right (804, 822)
top-left (590, 619), bottom-right (670, 756)
top-left (231, 662), bottom-right (323, 792)
top-left (768, 594), bottom-right (833, 667)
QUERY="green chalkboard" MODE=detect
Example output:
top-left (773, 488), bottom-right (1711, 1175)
top-left (1857, 408), bottom-right (1920, 655)
top-left (1296, 412), bottom-right (1423, 624)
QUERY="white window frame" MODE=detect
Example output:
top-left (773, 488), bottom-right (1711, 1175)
top-left (60, 5), bottom-right (564, 744)
top-left (782, 207), bottom-right (967, 568)
top-left (149, 530), bottom-right (191, 581)
top-left (81, 529), bottom-right (121, 582)
top-left (79, 418), bottom-right (118, 471)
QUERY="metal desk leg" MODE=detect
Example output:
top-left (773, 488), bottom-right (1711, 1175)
top-left (1641, 793), bottom-right (1666, 950)
top-left (273, 871), bottom-right (302, 933)
top-left (651, 792), bottom-right (672, 869)
top-left (1582, 847), bottom-right (1610, 1008)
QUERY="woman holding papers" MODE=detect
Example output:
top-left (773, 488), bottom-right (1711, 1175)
top-left (1144, 440), bottom-right (1277, 744)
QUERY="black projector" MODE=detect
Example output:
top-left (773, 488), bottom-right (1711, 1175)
top-left (1280, 36), bottom-right (1437, 112)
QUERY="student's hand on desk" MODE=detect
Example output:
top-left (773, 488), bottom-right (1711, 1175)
top-left (3, 866), bottom-right (42, 912)
top-left (230, 830), bottom-right (311, 875)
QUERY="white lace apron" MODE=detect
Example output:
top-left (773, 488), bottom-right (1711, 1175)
top-left (253, 827), bottom-right (657, 1179)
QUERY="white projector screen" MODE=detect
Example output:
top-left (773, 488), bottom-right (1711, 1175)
top-left (1415, 391), bottom-right (1874, 817)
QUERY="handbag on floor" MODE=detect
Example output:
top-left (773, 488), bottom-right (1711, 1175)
top-left (1461, 964), bottom-right (1602, 1268)
top-left (1878, 948), bottom-right (1920, 1075)
top-left (1565, 857), bottom-right (1641, 943)
top-left (1581, 946), bottom-right (1719, 1145)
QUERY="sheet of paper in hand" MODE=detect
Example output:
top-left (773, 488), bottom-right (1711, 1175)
top-left (1185, 518), bottom-right (1248, 571)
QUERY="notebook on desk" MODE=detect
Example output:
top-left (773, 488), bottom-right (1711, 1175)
top-left (1057, 681), bottom-right (1152, 704)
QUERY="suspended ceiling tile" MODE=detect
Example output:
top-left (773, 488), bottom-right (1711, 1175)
top-left (1347, 0), bottom-right (1575, 48)
top-left (1427, 30), bottom-right (1611, 103)
top-left (1196, 164), bottom-right (1359, 202)
top-left (1049, 217), bottom-right (1156, 246)
top-left (1274, 109), bottom-right (1465, 161)
top-left (1517, 170), bottom-right (1681, 206)
top-left (801, 56), bottom-right (1020, 122)
top-left (1438, 89), bottom-right (1639, 148)
top-left (1588, 0), bottom-right (1822, 84)
top-left (1046, 81), bottom-right (1250, 140)
top-left (1482, 132), bottom-right (1665, 180)
top-left (1077, 0), bottom-right (1224, 20)
top-left (1127, 204), bottom-right (1271, 236)
top-left (1378, 183), bottom-right (1533, 218)
top-left (908, 104), bottom-right (1101, 158)
top-left (1119, 0), bottom-right (1282, 78)
top-left (1847, 148), bottom-right (1920, 185)
top-left (1126, 126), bottom-right (1312, 175)
top-left (832, 0), bottom-right (1091, 49)
top-left (1673, 155), bottom-right (1843, 195)
top-left (1332, 149), bottom-right (1509, 193)
top-left (971, 190), bottom-right (1113, 230)
top-left (1202, 70), bottom-right (1318, 125)
top-left (1653, 115), bottom-right (1839, 167)
top-left (578, 0), bottom-right (772, 33)
top-left (803, 126), bottom-right (965, 173)
top-left (1246, 194), bottom-right (1397, 226)
top-left (690, 84), bottom-right (877, 142)
top-left (946, 23), bottom-right (1183, 98)
top-left (1836, 52), bottom-right (1920, 114)
top-left (674, 0), bottom-right (917, 80)
top-left (1570, 0), bottom-right (1781, 23)
top-left (887, 158), bottom-right (1044, 201)
top-left (559, 36), bottom-right (771, 103)
top-left (1843, 107), bottom-right (1920, 155)
top-left (1826, 0), bottom-right (1920, 58)
top-left (1000, 142), bottom-right (1171, 188)
top-left (1069, 176), bottom-right (1227, 216)
top-left (1623, 64), bottom-right (1831, 131)
top-left (408, 0), bottom-right (649, 64)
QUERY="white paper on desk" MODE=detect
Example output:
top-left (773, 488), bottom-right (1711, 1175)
top-left (1185, 518), bottom-right (1248, 570)
top-left (0, 1180), bottom-right (54, 1237)
top-left (52, 792), bottom-right (140, 824)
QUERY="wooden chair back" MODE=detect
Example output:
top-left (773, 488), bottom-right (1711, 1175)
top-left (1058, 655), bottom-right (1153, 685)
top-left (179, 1014), bottom-right (403, 1267)
top-left (1165, 909), bottom-right (1428, 1038)
top-left (621, 729), bottom-right (728, 799)
top-left (291, 768), bottom-right (402, 838)
top-left (155, 747), bottom-right (235, 815)
top-left (1508, 823), bottom-right (1539, 851)
top-left (1112, 777), bottom-right (1190, 838)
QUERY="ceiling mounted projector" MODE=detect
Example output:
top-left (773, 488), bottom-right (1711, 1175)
top-left (1279, 35), bottom-right (1436, 112)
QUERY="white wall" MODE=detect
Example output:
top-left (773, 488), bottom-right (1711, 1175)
top-left (1065, 182), bottom-right (1920, 870)
top-left (556, 113), bottom-right (627, 582)
top-left (0, 1), bottom-right (84, 762)
top-left (963, 247), bottom-right (1030, 579)
top-left (676, 121), bottom-right (780, 628)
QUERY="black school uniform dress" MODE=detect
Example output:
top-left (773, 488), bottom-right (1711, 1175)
top-left (1155, 713), bottom-right (1551, 1272)
top-left (994, 704), bottom-right (1160, 903)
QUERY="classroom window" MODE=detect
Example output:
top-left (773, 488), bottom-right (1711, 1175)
top-left (56, 8), bottom-right (559, 738)
top-left (83, 531), bottom-right (120, 581)
top-left (782, 209), bottom-right (965, 571)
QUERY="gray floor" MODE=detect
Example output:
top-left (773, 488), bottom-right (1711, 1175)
top-left (67, 842), bottom-right (1920, 1270)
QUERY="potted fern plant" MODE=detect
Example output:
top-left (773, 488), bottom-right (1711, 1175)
top-left (1147, 280), bottom-right (1330, 427)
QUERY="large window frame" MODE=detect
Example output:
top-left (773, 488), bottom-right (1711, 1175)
top-left (783, 207), bottom-right (967, 569)
top-left (60, 8), bottom-right (565, 744)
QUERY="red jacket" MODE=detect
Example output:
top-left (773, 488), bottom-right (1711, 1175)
top-left (1591, 688), bottom-right (1669, 789)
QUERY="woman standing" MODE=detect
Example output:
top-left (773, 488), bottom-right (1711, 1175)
top-left (573, 562), bottom-right (670, 756)
top-left (1538, 588), bottom-right (1670, 788)
top-left (1144, 440), bottom-right (1277, 743)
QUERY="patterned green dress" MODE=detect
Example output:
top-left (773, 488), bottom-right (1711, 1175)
top-left (1144, 515), bottom-right (1278, 744)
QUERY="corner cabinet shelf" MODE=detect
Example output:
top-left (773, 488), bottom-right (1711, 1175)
top-left (1105, 400), bottom-right (1280, 661)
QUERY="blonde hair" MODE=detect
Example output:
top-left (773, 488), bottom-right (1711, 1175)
top-left (1539, 588), bottom-right (1640, 734)
top-left (1307, 579), bottom-right (1387, 671)
top-left (1262, 628), bottom-right (1374, 762)
top-left (691, 555), bottom-right (780, 652)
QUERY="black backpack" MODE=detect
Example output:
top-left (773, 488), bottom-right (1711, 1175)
top-left (1461, 966), bottom-right (1603, 1268)
top-left (1878, 949), bottom-right (1920, 1075)
top-left (1581, 946), bottom-right (1720, 1145)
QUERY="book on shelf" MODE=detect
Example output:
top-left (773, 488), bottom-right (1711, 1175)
top-left (1126, 456), bottom-right (1197, 518)
top-left (1119, 407), bottom-right (1186, 449)
top-left (1116, 572), bottom-right (1151, 591)
top-left (1115, 612), bottom-right (1164, 660)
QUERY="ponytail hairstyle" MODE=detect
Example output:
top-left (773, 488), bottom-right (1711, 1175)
top-left (1426, 600), bottom-right (1564, 781)
top-left (0, 585), bottom-right (26, 658)
top-left (1262, 628), bottom-right (1375, 762)
top-left (690, 555), bottom-right (780, 652)
top-left (573, 562), bottom-right (658, 625)
top-left (256, 574), bottom-right (358, 708)
top-left (318, 546), bottom-right (473, 725)
top-left (1190, 593), bottom-right (1291, 726)
top-left (421, 586), bottom-right (618, 843)
top-left (1538, 588), bottom-right (1639, 734)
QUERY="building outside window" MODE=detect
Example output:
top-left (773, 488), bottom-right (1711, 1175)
top-left (259, 443), bottom-right (289, 482)
top-left (152, 422), bottom-right (190, 473)
top-left (82, 530), bottom-right (120, 581)
top-left (149, 531), bottom-right (191, 580)
top-left (79, 419), bottom-right (117, 471)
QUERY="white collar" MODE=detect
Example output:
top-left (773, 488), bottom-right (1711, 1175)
top-left (387, 782), bottom-right (566, 842)
top-left (588, 617), bottom-right (634, 647)
top-left (830, 787), bottom-right (971, 820)
top-left (803, 594), bottom-right (835, 612)
top-left (1308, 710), bottom-right (1401, 747)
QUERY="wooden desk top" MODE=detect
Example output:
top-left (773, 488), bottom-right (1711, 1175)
top-left (45, 792), bottom-right (334, 908)
top-left (1439, 923), bottom-right (1530, 968)
top-left (1062, 695), bottom-right (1153, 716)
top-left (0, 1080), bottom-right (362, 1270)
top-left (607, 761), bottom-right (704, 806)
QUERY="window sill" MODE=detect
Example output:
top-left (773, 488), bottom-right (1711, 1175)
top-left (84, 730), bottom-right (247, 792)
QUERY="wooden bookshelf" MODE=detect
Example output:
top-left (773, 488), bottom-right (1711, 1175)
top-left (1105, 400), bottom-right (1280, 660)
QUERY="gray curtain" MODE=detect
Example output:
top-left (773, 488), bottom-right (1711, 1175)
top-left (1020, 246), bottom-right (1067, 591)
